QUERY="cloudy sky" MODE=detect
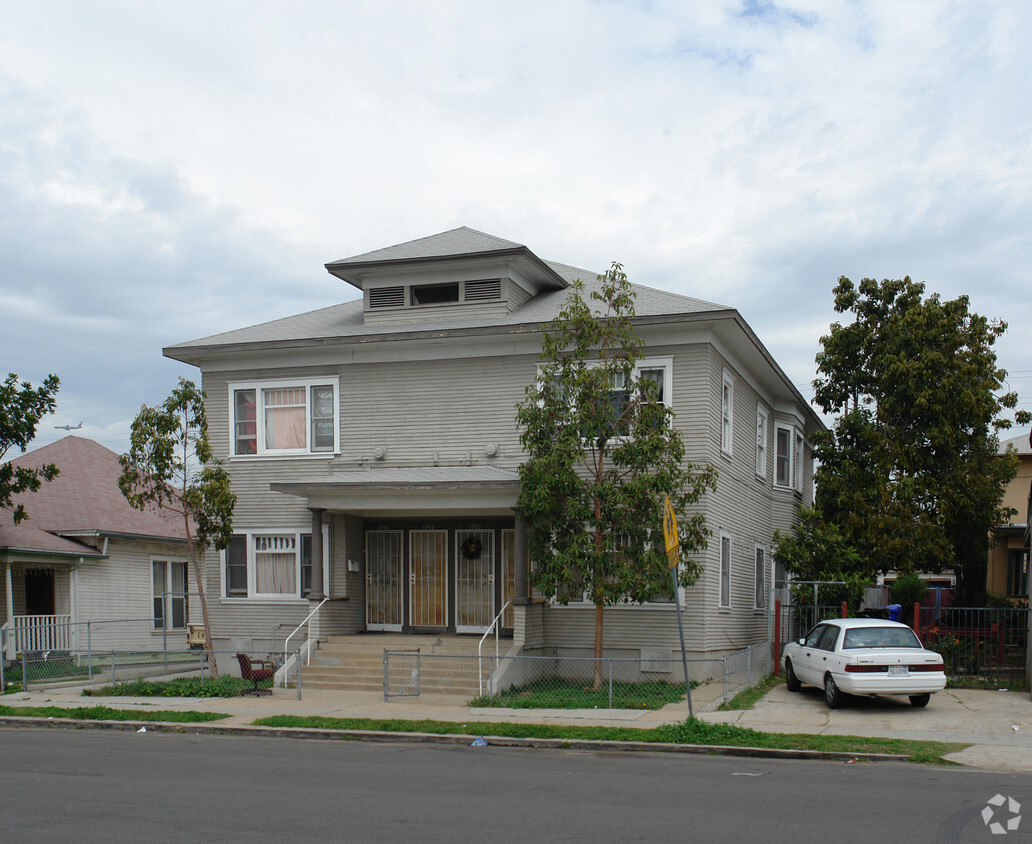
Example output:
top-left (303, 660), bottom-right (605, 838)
top-left (3, 0), bottom-right (1030, 456)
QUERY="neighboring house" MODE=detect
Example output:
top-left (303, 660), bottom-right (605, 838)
top-left (988, 432), bottom-right (1032, 605)
top-left (0, 436), bottom-right (191, 658)
top-left (164, 227), bottom-right (823, 662)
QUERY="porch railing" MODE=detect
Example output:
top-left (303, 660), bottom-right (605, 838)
top-left (2, 615), bottom-right (73, 660)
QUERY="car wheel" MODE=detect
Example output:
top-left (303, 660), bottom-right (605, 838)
top-left (824, 674), bottom-right (845, 709)
top-left (909, 694), bottom-right (930, 708)
top-left (785, 660), bottom-right (801, 692)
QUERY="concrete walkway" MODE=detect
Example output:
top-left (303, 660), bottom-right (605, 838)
top-left (3, 681), bottom-right (1030, 771)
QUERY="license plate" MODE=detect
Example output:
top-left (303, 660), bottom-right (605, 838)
top-left (887, 666), bottom-right (909, 677)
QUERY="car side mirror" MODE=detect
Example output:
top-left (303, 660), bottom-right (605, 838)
top-left (797, 638), bottom-right (805, 645)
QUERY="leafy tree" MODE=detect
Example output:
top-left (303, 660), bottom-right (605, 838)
top-left (119, 379), bottom-right (236, 677)
top-left (1, 373), bottom-right (60, 523)
top-left (516, 263), bottom-right (717, 688)
top-left (787, 276), bottom-right (1030, 604)
top-left (772, 506), bottom-right (868, 613)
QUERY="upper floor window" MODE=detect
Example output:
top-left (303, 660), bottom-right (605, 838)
top-left (755, 406), bottom-right (768, 477)
top-left (230, 378), bottom-right (339, 456)
top-left (774, 422), bottom-right (805, 491)
top-left (721, 371), bottom-right (734, 456)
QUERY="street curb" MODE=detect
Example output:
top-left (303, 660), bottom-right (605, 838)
top-left (0, 716), bottom-right (909, 763)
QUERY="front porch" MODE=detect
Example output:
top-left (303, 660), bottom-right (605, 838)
top-left (273, 466), bottom-right (533, 639)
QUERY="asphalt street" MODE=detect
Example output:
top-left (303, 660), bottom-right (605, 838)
top-left (1, 728), bottom-right (1029, 843)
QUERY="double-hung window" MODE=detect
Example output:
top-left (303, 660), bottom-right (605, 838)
top-left (721, 371), bottom-right (734, 456)
top-left (774, 422), bottom-right (794, 489)
top-left (755, 406), bottom-right (768, 477)
top-left (719, 533), bottom-right (732, 608)
top-left (230, 378), bottom-right (339, 456)
top-left (223, 530), bottom-right (328, 599)
top-left (152, 559), bottom-right (187, 629)
top-left (754, 545), bottom-right (766, 609)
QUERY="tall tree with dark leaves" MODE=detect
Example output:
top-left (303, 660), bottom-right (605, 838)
top-left (786, 276), bottom-right (1029, 604)
top-left (516, 264), bottom-right (717, 688)
top-left (119, 379), bottom-right (236, 677)
top-left (1, 373), bottom-right (60, 523)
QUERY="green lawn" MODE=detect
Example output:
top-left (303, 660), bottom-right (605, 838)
top-left (0, 704), bottom-right (229, 723)
top-left (251, 714), bottom-right (965, 764)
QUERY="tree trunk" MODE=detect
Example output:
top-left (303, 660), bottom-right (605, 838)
top-left (592, 601), bottom-right (604, 690)
top-left (184, 514), bottom-right (219, 679)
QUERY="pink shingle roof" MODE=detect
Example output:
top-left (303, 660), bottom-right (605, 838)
top-left (1, 436), bottom-right (188, 551)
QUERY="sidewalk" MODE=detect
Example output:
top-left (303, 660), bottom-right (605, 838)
top-left (3, 681), bottom-right (1029, 771)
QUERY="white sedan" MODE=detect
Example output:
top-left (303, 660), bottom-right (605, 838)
top-left (782, 617), bottom-right (946, 708)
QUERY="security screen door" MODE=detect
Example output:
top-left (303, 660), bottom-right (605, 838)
top-left (366, 531), bottom-right (403, 631)
top-left (455, 529), bottom-right (494, 633)
top-left (410, 530), bottom-right (447, 628)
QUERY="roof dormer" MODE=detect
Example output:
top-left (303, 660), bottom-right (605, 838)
top-left (325, 226), bottom-right (567, 325)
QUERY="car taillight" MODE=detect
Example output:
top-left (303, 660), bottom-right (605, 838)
top-left (910, 663), bottom-right (944, 672)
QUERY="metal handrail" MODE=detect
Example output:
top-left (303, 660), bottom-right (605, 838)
top-left (477, 600), bottom-right (511, 696)
top-left (283, 598), bottom-right (328, 669)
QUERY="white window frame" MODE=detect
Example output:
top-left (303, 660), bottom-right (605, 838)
top-left (774, 421), bottom-right (795, 490)
top-left (754, 544), bottom-right (766, 610)
top-left (228, 377), bottom-right (340, 457)
top-left (721, 370), bottom-right (734, 457)
top-left (151, 558), bottom-right (188, 630)
top-left (794, 429), bottom-right (805, 494)
top-left (534, 356), bottom-right (674, 436)
top-left (719, 532), bottom-right (732, 608)
top-left (220, 527), bottom-right (331, 601)
top-left (755, 406), bottom-right (768, 478)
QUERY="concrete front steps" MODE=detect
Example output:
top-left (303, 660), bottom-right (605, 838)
top-left (301, 633), bottom-right (495, 696)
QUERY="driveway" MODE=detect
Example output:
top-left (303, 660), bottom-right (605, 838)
top-left (701, 684), bottom-right (1032, 771)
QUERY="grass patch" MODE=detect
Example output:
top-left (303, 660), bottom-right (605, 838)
top-left (251, 714), bottom-right (965, 764)
top-left (719, 674), bottom-right (784, 711)
top-left (469, 677), bottom-right (691, 710)
top-left (83, 677), bottom-right (258, 699)
top-left (0, 704), bottom-right (229, 723)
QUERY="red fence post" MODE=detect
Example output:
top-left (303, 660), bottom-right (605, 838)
top-left (913, 602), bottom-right (920, 636)
top-left (841, 601), bottom-right (848, 619)
top-left (774, 599), bottom-right (782, 678)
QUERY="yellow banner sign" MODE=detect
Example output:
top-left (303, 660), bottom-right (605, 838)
top-left (663, 495), bottom-right (679, 569)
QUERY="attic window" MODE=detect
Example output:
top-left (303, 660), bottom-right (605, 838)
top-left (411, 282), bottom-right (459, 306)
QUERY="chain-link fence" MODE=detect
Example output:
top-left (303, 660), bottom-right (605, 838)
top-left (384, 642), bottom-right (773, 708)
top-left (1, 638), bottom-right (303, 698)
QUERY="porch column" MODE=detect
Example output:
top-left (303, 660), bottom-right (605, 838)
top-left (513, 509), bottom-right (529, 605)
top-left (4, 562), bottom-right (13, 622)
top-left (309, 508), bottom-right (325, 600)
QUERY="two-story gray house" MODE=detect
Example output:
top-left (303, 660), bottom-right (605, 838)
top-left (164, 227), bottom-right (821, 670)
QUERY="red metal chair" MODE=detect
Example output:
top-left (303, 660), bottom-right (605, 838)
top-left (236, 653), bottom-right (274, 696)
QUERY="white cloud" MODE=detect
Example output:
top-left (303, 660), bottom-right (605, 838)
top-left (1, 0), bottom-right (1030, 449)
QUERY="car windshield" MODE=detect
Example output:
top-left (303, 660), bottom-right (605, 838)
top-left (842, 626), bottom-right (922, 649)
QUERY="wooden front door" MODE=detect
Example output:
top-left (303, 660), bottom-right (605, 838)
top-left (409, 530), bottom-right (447, 628)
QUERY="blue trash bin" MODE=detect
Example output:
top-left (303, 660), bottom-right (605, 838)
top-left (887, 603), bottom-right (901, 622)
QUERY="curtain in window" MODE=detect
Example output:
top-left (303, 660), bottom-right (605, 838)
top-left (264, 388), bottom-right (307, 450)
top-left (255, 536), bottom-right (296, 594)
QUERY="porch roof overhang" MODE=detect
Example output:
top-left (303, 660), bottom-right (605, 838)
top-left (270, 466), bottom-right (521, 518)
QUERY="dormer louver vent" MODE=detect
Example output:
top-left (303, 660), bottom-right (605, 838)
top-left (465, 279), bottom-right (502, 301)
top-left (369, 286), bottom-right (405, 309)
